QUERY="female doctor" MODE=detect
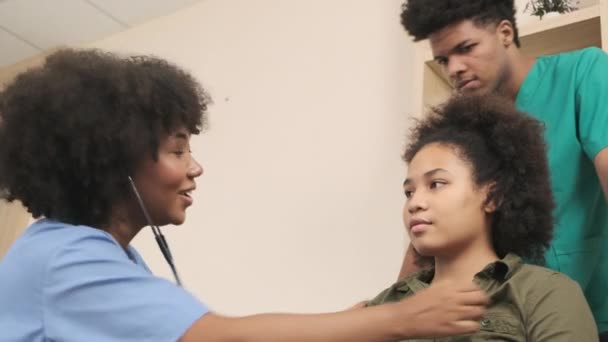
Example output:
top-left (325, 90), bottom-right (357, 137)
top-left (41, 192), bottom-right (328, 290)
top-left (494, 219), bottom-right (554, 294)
top-left (0, 48), bottom-right (487, 342)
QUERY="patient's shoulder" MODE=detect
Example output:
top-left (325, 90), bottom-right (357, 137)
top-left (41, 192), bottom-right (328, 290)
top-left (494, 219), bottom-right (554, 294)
top-left (367, 269), bottom-right (433, 306)
top-left (510, 263), bottom-right (583, 302)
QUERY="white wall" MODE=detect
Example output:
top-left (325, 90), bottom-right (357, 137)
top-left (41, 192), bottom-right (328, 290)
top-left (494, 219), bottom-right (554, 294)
top-left (91, 0), bottom-right (415, 315)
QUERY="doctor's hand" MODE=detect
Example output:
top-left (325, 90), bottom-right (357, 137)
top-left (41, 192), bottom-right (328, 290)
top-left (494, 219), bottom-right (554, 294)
top-left (392, 281), bottom-right (489, 338)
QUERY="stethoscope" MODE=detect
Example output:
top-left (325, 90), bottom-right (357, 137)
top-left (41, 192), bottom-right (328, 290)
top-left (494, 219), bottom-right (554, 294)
top-left (128, 176), bottom-right (182, 286)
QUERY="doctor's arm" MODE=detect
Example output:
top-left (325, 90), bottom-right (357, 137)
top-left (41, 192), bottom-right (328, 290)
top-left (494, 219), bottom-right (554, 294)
top-left (180, 281), bottom-right (488, 342)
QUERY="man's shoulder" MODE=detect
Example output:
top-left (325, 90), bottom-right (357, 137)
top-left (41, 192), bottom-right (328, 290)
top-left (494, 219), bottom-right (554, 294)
top-left (543, 47), bottom-right (608, 71)
top-left (546, 47), bottom-right (603, 59)
top-left (574, 46), bottom-right (606, 58)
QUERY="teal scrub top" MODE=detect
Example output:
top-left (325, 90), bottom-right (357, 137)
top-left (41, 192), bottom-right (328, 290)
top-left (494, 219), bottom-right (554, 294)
top-left (516, 47), bottom-right (608, 333)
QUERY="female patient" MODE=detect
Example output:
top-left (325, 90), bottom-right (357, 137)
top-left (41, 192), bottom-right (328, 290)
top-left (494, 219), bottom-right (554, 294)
top-left (367, 95), bottom-right (598, 341)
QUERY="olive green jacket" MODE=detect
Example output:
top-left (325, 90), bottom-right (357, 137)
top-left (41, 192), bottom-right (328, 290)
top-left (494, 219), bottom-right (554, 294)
top-left (367, 254), bottom-right (598, 341)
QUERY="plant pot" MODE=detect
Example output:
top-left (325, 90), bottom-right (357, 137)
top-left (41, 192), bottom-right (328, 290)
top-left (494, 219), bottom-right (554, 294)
top-left (543, 11), bottom-right (562, 18)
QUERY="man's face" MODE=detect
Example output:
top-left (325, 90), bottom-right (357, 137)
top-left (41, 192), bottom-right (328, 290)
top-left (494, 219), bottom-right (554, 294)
top-left (429, 20), bottom-right (511, 95)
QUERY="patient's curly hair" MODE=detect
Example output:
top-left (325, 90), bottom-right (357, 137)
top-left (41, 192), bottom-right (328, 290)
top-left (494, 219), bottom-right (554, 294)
top-left (0, 48), bottom-right (210, 227)
top-left (405, 95), bottom-right (553, 264)
top-left (401, 0), bottom-right (521, 47)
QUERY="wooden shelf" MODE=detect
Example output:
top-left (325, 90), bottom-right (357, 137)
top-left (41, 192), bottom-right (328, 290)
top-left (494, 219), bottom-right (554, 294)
top-left (520, 5), bottom-right (602, 57)
top-left (520, 5), bottom-right (600, 36)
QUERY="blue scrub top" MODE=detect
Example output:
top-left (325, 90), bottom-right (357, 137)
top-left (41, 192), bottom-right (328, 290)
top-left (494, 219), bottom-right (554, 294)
top-left (0, 219), bottom-right (208, 341)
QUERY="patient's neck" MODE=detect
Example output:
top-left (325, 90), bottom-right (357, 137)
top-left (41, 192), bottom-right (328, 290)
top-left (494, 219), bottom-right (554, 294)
top-left (431, 242), bottom-right (499, 287)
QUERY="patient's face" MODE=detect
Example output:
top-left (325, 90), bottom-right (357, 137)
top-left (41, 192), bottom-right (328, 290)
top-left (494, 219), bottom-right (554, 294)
top-left (402, 143), bottom-right (491, 258)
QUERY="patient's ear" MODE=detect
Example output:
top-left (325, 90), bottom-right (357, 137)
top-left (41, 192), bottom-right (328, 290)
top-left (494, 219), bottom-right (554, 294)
top-left (484, 200), bottom-right (497, 213)
top-left (482, 182), bottom-right (500, 213)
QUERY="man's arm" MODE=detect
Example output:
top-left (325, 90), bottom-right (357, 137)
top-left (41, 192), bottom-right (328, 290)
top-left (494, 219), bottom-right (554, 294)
top-left (594, 147), bottom-right (608, 202)
top-left (180, 282), bottom-right (488, 341)
top-left (397, 243), bottom-right (421, 280)
top-left (576, 48), bottom-right (608, 201)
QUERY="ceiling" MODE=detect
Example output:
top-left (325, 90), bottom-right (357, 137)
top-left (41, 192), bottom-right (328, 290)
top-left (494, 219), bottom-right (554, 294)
top-left (0, 0), bottom-right (205, 68)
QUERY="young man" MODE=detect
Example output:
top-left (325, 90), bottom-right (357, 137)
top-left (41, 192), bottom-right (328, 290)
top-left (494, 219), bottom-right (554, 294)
top-left (396, 0), bottom-right (608, 338)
